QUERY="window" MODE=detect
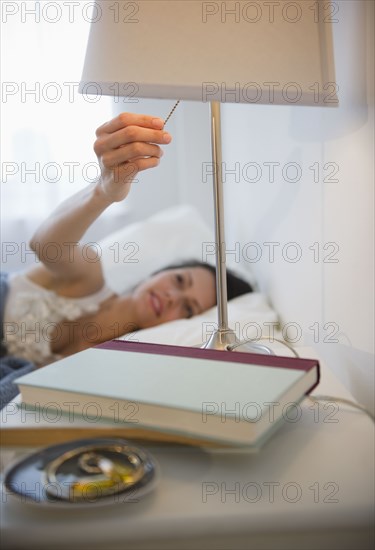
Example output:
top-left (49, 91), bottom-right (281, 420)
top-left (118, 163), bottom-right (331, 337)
top-left (1, 1), bottom-right (113, 221)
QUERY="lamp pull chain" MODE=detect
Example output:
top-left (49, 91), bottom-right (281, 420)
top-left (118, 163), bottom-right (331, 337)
top-left (163, 100), bottom-right (180, 127)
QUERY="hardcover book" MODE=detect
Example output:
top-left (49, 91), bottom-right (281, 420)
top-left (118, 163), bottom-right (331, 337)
top-left (15, 341), bottom-right (320, 448)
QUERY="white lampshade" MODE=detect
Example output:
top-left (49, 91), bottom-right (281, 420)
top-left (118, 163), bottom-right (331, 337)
top-left (80, 0), bottom-right (337, 106)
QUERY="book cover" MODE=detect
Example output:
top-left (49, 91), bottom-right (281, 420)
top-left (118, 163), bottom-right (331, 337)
top-left (15, 341), bottom-right (320, 447)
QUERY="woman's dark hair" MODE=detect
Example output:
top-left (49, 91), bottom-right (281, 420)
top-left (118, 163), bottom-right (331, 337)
top-left (153, 260), bottom-right (252, 302)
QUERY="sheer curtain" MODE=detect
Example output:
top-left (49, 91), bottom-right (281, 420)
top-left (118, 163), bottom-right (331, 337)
top-left (1, 2), bottom-right (211, 274)
top-left (1, 1), bottom-right (113, 272)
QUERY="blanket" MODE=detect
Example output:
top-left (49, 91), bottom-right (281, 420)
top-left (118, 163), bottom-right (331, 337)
top-left (0, 272), bottom-right (35, 409)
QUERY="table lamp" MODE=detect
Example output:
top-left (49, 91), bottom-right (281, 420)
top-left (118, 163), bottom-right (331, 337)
top-left (79, 0), bottom-right (337, 351)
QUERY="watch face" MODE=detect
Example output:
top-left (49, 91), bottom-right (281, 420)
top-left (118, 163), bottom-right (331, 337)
top-left (3, 437), bottom-right (159, 507)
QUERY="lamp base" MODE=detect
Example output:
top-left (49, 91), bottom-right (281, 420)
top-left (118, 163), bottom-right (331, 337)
top-left (202, 335), bottom-right (296, 356)
top-left (201, 328), bottom-right (238, 351)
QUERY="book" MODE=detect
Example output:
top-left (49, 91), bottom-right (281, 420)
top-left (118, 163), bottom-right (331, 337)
top-left (14, 341), bottom-right (320, 448)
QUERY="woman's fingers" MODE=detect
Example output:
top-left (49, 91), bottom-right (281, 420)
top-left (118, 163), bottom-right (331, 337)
top-left (109, 125), bottom-right (171, 148)
top-left (94, 126), bottom-right (171, 157)
top-left (109, 156), bottom-right (160, 190)
top-left (93, 113), bottom-right (171, 202)
top-left (100, 142), bottom-right (164, 169)
top-left (129, 156), bottom-right (161, 173)
top-left (96, 112), bottom-right (164, 137)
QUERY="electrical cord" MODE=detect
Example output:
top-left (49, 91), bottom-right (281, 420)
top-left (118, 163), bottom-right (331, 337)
top-left (229, 337), bottom-right (374, 422)
top-left (307, 394), bottom-right (374, 421)
top-left (228, 337), bottom-right (300, 357)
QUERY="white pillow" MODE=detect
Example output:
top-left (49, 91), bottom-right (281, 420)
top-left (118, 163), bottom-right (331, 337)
top-left (99, 204), bottom-right (256, 294)
top-left (119, 292), bottom-right (281, 348)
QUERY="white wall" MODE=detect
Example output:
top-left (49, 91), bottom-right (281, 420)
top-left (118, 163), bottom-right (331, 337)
top-left (220, 0), bottom-right (374, 410)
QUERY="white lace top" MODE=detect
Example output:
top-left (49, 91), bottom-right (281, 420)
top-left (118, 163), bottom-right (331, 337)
top-left (3, 273), bottom-right (114, 366)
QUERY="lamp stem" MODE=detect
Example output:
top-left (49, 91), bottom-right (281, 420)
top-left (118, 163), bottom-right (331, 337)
top-left (210, 101), bottom-right (227, 330)
top-left (202, 101), bottom-right (238, 350)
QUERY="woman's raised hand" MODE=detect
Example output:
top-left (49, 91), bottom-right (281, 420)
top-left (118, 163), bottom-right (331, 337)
top-left (94, 113), bottom-right (172, 203)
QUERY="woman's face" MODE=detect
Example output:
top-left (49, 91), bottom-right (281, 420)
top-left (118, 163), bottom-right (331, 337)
top-left (131, 267), bottom-right (216, 329)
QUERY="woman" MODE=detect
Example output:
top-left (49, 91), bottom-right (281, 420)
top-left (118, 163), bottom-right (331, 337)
top-left (2, 113), bottom-right (251, 368)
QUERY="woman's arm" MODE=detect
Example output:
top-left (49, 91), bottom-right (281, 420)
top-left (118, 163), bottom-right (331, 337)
top-left (29, 113), bottom-right (171, 292)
